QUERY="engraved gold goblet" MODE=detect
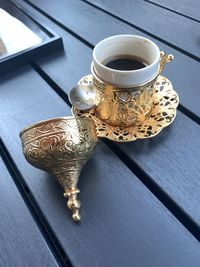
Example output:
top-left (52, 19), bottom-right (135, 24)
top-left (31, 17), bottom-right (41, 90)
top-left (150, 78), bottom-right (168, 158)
top-left (20, 116), bottom-right (98, 222)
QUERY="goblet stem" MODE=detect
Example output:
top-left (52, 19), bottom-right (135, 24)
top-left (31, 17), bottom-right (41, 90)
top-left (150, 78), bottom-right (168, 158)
top-left (64, 187), bottom-right (81, 222)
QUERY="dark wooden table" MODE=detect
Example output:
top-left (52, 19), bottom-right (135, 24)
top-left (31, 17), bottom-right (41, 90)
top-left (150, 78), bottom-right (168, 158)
top-left (1, 0), bottom-right (200, 266)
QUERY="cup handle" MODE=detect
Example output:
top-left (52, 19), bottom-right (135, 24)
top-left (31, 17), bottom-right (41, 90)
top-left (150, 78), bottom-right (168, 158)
top-left (159, 51), bottom-right (174, 75)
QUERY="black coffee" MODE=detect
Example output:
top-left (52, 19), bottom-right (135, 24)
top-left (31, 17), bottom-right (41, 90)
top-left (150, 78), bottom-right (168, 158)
top-left (104, 56), bottom-right (147, 71)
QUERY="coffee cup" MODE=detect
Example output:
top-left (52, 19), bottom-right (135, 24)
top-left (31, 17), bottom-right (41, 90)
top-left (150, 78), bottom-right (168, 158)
top-left (70, 34), bottom-right (173, 127)
top-left (92, 35), bottom-right (160, 88)
top-left (91, 35), bottom-right (173, 127)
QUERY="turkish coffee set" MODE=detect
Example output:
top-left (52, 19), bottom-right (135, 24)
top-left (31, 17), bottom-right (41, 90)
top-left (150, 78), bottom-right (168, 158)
top-left (20, 35), bottom-right (179, 222)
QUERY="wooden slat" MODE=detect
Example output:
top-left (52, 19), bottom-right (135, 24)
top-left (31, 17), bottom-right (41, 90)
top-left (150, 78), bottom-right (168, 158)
top-left (119, 111), bottom-right (200, 219)
top-left (1, 66), bottom-right (200, 266)
top-left (26, 0), bottom-right (200, 120)
top-left (146, 0), bottom-right (200, 21)
top-left (86, 0), bottom-right (200, 59)
top-left (0, 158), bottom-right (58, 267)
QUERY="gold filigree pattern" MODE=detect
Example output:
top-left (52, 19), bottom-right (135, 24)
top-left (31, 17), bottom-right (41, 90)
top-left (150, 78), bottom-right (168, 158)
top-left (20, 117), bottom-right (98, 221)
top-left (91, 69), bottom-right (157, 127)
top-left (73, 76), bottom-right (179, 142)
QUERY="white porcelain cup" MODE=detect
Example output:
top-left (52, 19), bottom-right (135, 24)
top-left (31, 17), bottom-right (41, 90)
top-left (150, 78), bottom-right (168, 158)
top-left (92, 35), bottom-right (160, 88)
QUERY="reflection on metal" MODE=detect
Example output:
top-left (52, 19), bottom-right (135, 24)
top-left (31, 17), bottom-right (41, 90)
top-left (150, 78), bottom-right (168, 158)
top-left (69, 76), bottom-right (97, 110)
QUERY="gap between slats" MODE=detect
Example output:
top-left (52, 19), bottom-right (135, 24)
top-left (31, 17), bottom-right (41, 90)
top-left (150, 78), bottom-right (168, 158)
top-left (24, 0), bottom-right (200, 63)
top-left (80, 0), bottom-right (200, 62)
top-left (141, 0), bottom-right (200, 23)
top-left (0, 138), bottom-right (73, 267)
top-left (31, 63), bottom-right (200, 243)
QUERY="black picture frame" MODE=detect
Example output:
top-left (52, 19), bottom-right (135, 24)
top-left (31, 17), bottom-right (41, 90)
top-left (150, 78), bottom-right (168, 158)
top-left (0, 0), bottom-right (63, 76)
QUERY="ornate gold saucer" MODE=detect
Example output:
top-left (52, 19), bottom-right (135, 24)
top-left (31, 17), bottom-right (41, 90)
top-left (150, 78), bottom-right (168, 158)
top-left (73, 75), bottom-right (179, 142)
